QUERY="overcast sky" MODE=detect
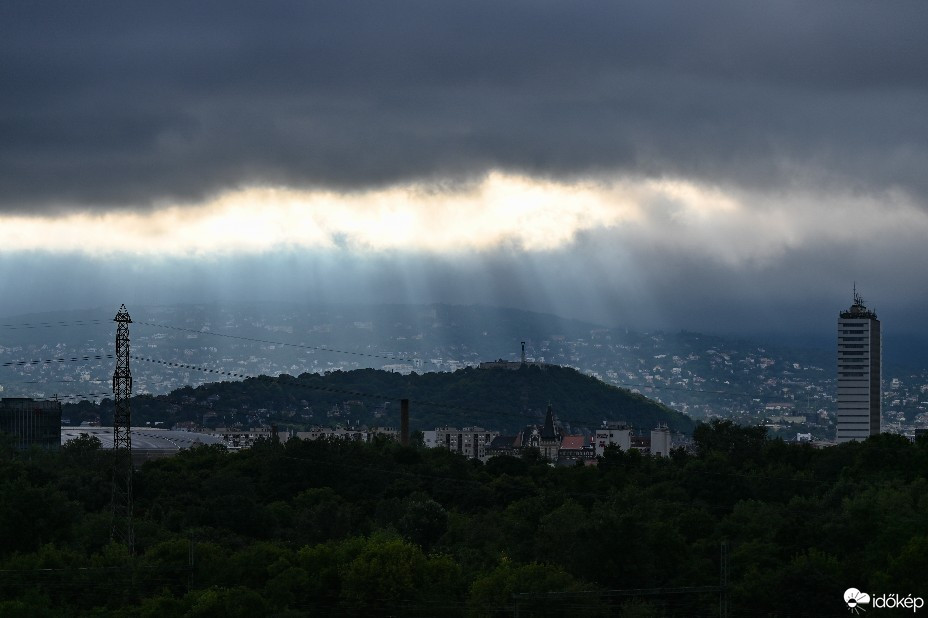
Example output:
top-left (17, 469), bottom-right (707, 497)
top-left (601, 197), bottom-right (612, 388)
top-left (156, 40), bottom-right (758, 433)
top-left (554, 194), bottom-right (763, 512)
top-left (2, 1), bottom-right (927, 336)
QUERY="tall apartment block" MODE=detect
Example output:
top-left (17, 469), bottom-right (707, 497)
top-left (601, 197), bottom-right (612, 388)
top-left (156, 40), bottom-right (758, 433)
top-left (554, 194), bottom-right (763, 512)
top-left (836, 289), bottom-right (881, 443)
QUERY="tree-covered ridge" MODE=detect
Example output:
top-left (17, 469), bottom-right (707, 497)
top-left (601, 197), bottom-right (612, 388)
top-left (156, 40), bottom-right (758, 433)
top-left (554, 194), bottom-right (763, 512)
top-left (69, 364), bottom-right (694, 435)
top-left (1, 423), bottom-right (927, 616)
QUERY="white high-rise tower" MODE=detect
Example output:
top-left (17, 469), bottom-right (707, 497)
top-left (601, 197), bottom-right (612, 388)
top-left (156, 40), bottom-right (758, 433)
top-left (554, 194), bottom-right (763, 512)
top-left (836, 288), bottom-right (881, 443)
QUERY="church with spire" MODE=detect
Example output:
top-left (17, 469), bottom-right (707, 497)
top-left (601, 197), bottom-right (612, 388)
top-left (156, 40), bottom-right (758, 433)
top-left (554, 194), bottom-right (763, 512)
top-left (519, 403), bottom-right (563, 461)
top-left (487, 403), bottom-right (597, 464)
top-left (538, 403), bottom-right (562, 461)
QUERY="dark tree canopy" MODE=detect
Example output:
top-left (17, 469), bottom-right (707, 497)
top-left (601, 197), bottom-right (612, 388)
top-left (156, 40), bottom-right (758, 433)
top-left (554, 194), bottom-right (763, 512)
top-left (0, 421), bottom-right (926, 615)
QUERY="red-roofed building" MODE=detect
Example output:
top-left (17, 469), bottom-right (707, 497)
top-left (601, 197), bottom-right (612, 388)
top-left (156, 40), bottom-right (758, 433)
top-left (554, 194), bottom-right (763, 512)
top-left (561, 436), bottom-right (584, 450)
top-left (558, 435), bottom-right (595, 464)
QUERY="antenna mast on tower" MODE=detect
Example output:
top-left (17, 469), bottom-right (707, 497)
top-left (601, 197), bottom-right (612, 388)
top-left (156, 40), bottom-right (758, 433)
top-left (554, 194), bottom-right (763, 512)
top-left (853, 282), bottom-right (865, 307)
top-left (111, 304), bottom-right (134, 553)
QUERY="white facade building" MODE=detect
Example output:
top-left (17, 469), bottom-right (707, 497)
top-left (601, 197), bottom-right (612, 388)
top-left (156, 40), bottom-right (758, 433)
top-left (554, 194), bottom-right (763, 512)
top-left (837, 290), bottom-right (881, 443)
top-left (594, 422), bottom-right (632, 456)
top-left (422, 430), bottom-right (438, 448)
top-left (596, 422), bottom-right (672, 457)
top-left (650, 425), bottom-right (672, 457)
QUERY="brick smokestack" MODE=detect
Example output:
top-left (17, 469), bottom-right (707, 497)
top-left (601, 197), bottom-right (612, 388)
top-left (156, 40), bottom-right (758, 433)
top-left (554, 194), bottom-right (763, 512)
top-left (400, 399), bottom-right (409, 446)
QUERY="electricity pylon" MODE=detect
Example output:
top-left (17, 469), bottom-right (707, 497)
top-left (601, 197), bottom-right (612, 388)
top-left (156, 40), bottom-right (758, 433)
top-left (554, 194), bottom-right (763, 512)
top-left (111, 304), bottom-right (134, 554)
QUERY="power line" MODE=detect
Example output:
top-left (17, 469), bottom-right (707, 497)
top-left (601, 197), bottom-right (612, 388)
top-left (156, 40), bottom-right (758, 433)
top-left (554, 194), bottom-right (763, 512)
top-left (129, 354), bottom-right (559, 425)
top-left (1, 354), bottom-right (113, 368)
top-left (56, 392), bottom-right (111, 401)
top-left (132, 355), bottom-right (249, 379)
top-left (134, 322), bottom-right (792, 399)
top-left (3, 378), bottom-right (107, 384)
top-left (128, 354), bottom-right (685, 431)
top-left (2, 391), bottom-right (110, 401)
top-left (0, 318), bottom-right (796, 427)
top-left (134, 320), bottom-right (431, 366)
top-left (0, 347), bottom-right (794, 404)
top-left (0, 350), bottom-right (790, 422)
top-left (0, 319), bottom-right (105, 330)
top-left (130, 318), bottom-right (764, 399)
top-left (28, 379), bottom-right (106, 384)
top-left (605, 380), bottom-right (759, 398)
top-left (133, 318), bottom-right (774, 400)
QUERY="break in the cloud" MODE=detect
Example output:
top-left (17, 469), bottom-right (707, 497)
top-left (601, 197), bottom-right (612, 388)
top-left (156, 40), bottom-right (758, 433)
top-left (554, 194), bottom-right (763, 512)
top-left (0, 173), bottom-right (641, 254)
top-left (2, 1), bottom-right (928, 335)
top-left (2, 173), bottom-right (926, 271)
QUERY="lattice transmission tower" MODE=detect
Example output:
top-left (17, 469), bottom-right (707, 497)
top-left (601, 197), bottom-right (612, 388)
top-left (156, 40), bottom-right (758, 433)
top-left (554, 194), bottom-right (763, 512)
top-left (111, 304), bottom-right (134, 553)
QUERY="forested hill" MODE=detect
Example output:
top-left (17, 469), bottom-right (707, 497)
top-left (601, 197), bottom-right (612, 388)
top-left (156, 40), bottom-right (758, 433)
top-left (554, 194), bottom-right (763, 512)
top-left (72, 364), bottom-right (694, 435)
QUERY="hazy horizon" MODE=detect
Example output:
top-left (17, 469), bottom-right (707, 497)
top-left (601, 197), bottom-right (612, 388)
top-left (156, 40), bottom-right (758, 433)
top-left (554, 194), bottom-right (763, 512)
top-left (3, 2), bottom-right (927, 345)
top-left (3, 298), bottom-right (926, 364)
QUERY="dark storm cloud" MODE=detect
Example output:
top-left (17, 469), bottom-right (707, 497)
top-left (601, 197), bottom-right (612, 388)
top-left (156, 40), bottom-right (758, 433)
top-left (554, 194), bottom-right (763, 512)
top-left (2, 0), bottom-right (927, 212)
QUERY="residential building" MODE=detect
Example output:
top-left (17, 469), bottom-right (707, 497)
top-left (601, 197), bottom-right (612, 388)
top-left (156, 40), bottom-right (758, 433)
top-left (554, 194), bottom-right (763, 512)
top-left (422, 430), bottom-right (438, 448)
top-left (650, 424), bottom-right (672, 457)
top-left (594, 422), bottom-right (632, 456)
top-left (435, 426), bottom-right (499, 461)
top-left (595, 421), bottom-right (672, 457)
top-left (289, 425), bottom-right (398, 446)
top-left (558, 435), bottom-right (596, 464)
top-left (837, 289), bottom-right (881, 443)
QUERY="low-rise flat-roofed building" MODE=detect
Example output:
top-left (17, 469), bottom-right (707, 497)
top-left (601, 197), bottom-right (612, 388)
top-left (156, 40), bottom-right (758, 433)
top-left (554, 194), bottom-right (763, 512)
top-left (292, 426), bottom-right (398, 446)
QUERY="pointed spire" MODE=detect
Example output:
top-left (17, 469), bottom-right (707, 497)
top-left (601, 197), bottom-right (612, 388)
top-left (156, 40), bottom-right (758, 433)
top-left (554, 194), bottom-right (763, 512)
top-left (541, 403), bottom-right (558, 440)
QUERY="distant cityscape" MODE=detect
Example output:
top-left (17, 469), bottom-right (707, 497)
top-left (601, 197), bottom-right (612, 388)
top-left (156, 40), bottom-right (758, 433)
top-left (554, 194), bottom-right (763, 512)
top-left (1, 303), bottom-right (927, 443)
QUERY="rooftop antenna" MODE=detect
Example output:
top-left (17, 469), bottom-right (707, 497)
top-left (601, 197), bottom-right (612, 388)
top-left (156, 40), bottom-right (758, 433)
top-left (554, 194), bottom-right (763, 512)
top-left (853, 282), bottom-right (865, 307)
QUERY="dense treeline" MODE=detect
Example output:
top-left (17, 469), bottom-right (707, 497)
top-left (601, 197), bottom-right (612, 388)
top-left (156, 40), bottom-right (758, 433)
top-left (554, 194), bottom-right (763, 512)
top-left (65, 365), bottom-right (693, 435)
top-left (1, 421), bottom-right (927, 616)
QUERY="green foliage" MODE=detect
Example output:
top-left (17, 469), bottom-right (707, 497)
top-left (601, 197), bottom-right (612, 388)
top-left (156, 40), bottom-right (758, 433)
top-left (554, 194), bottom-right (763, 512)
top-left (693, 418), bottom-right (767, 465)
top-left (186, 586), bottom-right (270, 617)
top-left (0, 421), bottom-right (926, 615)
top-left (397, 496), bottom-right (448, 551)
top-left (61, 432), bottom-right (103, 453)
top-left (468, 561), bottom-right (597, 617)
top-left (62, 364), bottom-right (693, 434)
top-left (0, 479), bottom-right (78, 554)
